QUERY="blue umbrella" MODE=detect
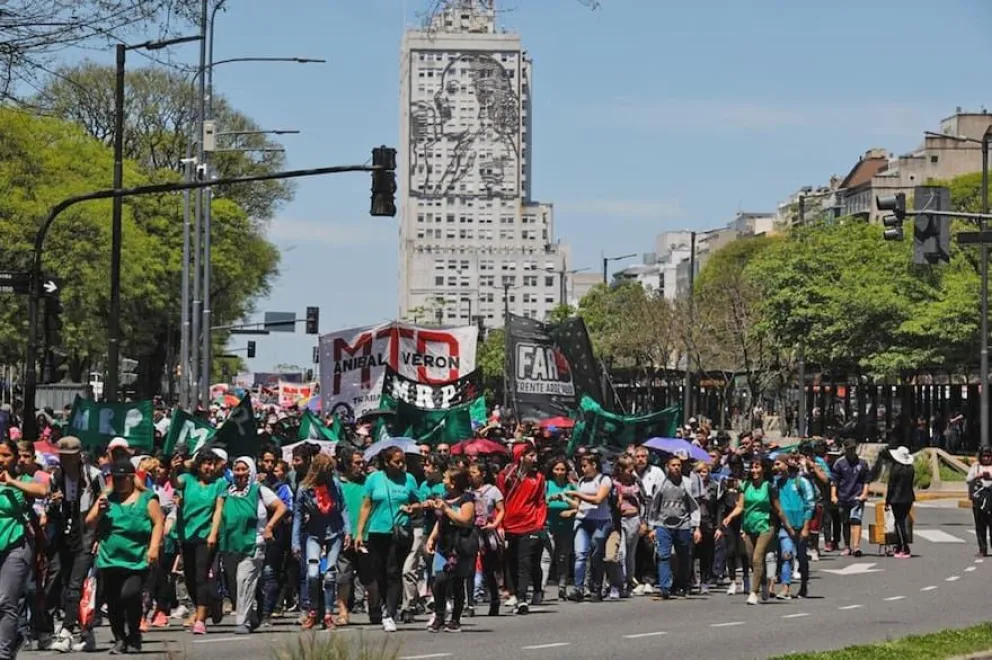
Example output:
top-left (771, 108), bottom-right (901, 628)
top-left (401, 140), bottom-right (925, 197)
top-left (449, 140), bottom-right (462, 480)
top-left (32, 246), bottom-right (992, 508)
top-left (363, 437), bottom-right (420, 462)
top-left (644, 437), bottom-right (712, 463)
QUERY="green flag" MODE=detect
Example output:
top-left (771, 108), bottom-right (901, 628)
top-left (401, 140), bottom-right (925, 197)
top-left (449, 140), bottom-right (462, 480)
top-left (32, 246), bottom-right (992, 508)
top-left (380, 393), bottom-right (485, 446)
top-left (297, 410), bottom-right (341, 444)
top-left (214, 393), bottom-right (260, 458)
top-left (567, 395), bottom-right (681, 455)
top-left (67, 396), bottom-right (155, 452)
top-left (163, 408), bottom-right (216, 456)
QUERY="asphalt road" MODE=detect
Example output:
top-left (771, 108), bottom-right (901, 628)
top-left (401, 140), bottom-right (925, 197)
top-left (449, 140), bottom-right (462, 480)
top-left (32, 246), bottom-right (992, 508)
top-left (30, 500), bottom-right (989, 660)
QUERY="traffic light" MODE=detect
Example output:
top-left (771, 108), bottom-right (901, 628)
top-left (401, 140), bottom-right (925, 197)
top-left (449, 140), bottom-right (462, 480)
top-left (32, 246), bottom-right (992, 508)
top-left (247, 341), bottom-right (256, 359)
top-left (42, 350), bottom-right (67, 384)
top-left (44, 295), bottom-right (64, 348)
top-left (371, 146), bottom-right (397, 217)
top-left (877, 192), bottom-right (906, 241)
top-left (912, 185), bottom-right (951, 265)
top-left (312, 346), bottom-right (319, 364)
top-left (305, 306), bottom-right (320, 335)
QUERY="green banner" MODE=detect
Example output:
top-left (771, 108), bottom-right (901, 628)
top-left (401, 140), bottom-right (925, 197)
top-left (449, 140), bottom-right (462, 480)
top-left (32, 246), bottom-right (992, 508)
top-left (297, 409), bottom-right (342, 444)
top-left (380, 393), bottom-right (487, 445)
top-left (163, 408), bottom-right (216, 456)
top-left (67, 396), bottom-right (155, 452)
top-left (567, 395), bottom-right (681, 455)
top-left (213, 393), bottom-right (260, 458)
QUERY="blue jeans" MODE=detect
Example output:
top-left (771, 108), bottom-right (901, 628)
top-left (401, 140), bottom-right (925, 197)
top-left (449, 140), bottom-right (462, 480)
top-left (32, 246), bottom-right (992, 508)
top-left (654, 527), bottom-right (692, 595)
top-left (573, 518), bottom-right (611, 594)
top-left (304, 535), bottom-right (343, 617)
top-left (777, 529), bottom-right (808, 587)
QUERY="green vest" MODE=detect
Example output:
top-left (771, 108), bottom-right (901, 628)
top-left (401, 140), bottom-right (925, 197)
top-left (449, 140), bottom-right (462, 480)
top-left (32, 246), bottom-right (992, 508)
top-left (96, 490), bottom-right (155, 571)
top-left (220, 482), bottom-right (259, 555)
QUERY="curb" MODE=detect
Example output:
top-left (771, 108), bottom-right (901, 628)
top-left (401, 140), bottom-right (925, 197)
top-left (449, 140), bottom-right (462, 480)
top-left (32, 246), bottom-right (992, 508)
top-left (949, 650), bottom-right (992, 660)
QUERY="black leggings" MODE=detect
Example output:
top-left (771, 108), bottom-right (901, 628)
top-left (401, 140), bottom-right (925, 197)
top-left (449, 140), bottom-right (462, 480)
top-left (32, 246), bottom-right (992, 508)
top-left (890, 503), bottom-right (912, 554)
top-left (975, 507), bottom-right (992, 554)
top-left (432, 565), bottom-right (468, 626)
top-left (100, 568), bottom-right (146, 642)
top-left (181, 542), bottom-right (216, 608)
top-left (145, 552), bottom-right (176, 614)
top-left (360, 533), bottom-right (412, 622)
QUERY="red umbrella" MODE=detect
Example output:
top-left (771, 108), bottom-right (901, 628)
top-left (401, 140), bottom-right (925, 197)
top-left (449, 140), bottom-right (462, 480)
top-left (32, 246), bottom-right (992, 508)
top-left (539, 416), bottom-right (575, 429)
top-left (451, 438), bottom-right (509, 456)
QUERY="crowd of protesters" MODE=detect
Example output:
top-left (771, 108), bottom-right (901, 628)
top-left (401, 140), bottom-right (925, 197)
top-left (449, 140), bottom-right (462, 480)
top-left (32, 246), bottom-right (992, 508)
top-left (0, 395), bottom-right (956, 656)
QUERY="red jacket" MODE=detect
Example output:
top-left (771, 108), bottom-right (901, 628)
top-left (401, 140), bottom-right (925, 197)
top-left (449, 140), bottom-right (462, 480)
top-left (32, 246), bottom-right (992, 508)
top-left (497, 463), bottom-right (547, 535)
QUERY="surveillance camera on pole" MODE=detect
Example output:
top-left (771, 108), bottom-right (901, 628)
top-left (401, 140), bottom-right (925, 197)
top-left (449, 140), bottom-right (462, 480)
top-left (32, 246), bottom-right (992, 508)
top-left (877, 193), bottom-right (906, 241)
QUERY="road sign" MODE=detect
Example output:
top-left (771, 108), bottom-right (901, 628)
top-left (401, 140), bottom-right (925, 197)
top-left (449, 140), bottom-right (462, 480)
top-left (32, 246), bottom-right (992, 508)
top-left (0, 272), bottom-right (30, 295)
top-left (957, 231), bottom-right (992, 245)
top-left (264, 311), bottom-right (297, 333)
top-left (42, 277), bottom-right (62, 296)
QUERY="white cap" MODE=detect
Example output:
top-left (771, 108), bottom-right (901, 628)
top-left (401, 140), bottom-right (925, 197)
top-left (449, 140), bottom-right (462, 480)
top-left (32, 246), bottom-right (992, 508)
top-left (213, 448), bottom-right (229, 464)
top-left (108, 437), bottom-right (129, 451)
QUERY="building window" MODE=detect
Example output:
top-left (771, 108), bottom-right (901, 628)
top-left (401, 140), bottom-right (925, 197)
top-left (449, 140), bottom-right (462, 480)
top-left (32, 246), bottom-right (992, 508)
top-left (545, 276), bottom-right (555, 287)
top-left (435, 276), bottom-right (444, 286)
top-left (930, 155), bottom-right (939, 164)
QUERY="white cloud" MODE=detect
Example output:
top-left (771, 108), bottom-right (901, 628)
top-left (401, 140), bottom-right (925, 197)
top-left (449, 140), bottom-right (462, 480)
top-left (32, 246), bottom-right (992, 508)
top-left (267, 217), bottom-right (394, 246)
top-left (600, 99), bottom-right (943, 136)
top-left (556, 199), bottom-right (682, 218)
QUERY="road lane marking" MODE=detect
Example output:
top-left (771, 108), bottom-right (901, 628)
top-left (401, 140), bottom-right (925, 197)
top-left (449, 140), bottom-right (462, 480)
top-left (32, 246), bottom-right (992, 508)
top-left (400, 655), bottom-right (453, 660)
top-left (915, 529), bottom-right (967, 544)
top-left (921, 585), bottom-right (938, 591)
top-left (966, 566), bottom-right (977, 572)
top-left (624, 631), bottom-right (669, 639)
top-left (883, 596), bottom-right (905, 601)
top-left (782, 612), bottom-right (810, 619)
top-left (192, 637), bottom-right (247, 644)
top-left (976, 558), bottom-right (985, 563)
top-left (522, 643), bottom-right (570, 650)
top-left (711, 621), bottom-right (746, 628)
top-left (946, 576), bottom-right (961, 582)
top-left (838, 604), bottom-right (864, 610)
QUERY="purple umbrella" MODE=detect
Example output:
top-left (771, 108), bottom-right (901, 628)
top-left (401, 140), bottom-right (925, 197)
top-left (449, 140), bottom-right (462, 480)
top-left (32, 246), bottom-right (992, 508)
top-left (644, 437), bottom-right (712, 463)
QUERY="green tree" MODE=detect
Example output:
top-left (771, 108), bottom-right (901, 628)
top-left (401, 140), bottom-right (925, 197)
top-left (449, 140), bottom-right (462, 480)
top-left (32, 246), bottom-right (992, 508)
top-left (577, 281), bottom-right (676, 372)
top-left (0, 108), bottom-right (278, 394)
top-left (476, 328), bottom-right (506, 402)
top-left (35, 62), bottom-right (294, 221)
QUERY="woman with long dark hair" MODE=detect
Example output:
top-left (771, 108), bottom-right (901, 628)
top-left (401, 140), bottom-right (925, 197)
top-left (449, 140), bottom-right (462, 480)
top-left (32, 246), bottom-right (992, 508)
top-left (86, 459), bottom-right (164, 653)
top-left (425, 466), bottom-right (478, 633)
top-left (0, 437), bottom-right (48, 658)
top-left (542, 456), bottom-right (577, 601)
top-left (467, 460), bottom-right (504, 616)
top-left (170, 449), bottom-right (226, 634)
top-left (355, 446), bottom-right (421, 633)
top-left (568, 453), bottom-right (613, 601)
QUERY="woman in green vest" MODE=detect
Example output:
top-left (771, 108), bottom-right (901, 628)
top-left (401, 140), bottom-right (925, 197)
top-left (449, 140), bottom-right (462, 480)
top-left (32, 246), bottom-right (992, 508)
top-left (721, 457), bottom-right (793, 606)
top-left (0, 437), bottom-right (49, 659)
top-left (221, 456), bottom-right (286, 635)
top-left (170, 448), bottom-right (227, 635)
top-left (86, 458), bottom-right (164, 654)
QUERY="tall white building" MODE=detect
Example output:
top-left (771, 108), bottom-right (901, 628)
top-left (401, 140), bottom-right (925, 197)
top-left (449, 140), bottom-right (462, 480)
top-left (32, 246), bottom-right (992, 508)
top-left (398, 0), bottom-right (567, 328)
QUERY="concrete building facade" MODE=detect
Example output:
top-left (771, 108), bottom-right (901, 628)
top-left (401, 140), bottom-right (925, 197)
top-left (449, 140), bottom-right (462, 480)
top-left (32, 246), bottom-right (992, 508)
top-left (398, 0), bottom-right (567, 327)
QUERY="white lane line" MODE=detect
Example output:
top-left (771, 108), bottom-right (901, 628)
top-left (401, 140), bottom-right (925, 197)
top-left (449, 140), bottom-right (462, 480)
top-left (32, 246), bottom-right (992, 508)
top-left (946, 575), bottom-right (961, 582)
top-left (782, 612), bottom-right (810, 619)
top-left (400, 655), bottom-right (453, 660)
top-left (838, 604), bottom-right (864, 610)
top-left (522, 643), bottom-right (570, 650)
top-left (711, 621), bottom-right (746, 628)
top-left (966, 566), bottom-right (978, 572)
top-left (968, 529), bottom-right (977, 535)
top-left (883, 596), bottom-right (905, 601)
top-left (192, 637), bottom-right (247, 644)
top-left (624, 631), bottom-right (669, 639)
top-left (976, 558), bottom-right (986, 563)
top-left (921, 585), bottom-right (939, 591)
top-left (915, 529), bottom-right (967, 544)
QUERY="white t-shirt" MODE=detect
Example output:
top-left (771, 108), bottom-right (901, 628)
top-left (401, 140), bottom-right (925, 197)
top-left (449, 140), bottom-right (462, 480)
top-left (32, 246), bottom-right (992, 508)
top-left (576, 474), bottom-right (613, 521)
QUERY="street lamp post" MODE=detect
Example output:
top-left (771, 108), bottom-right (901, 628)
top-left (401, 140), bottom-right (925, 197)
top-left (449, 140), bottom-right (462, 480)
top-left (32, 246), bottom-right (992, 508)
top-left (925, 129), bottom-right (992, 447)
top-left (107, 34), bottom-right (201, 404)
top-left (602, 253), bottom-right (636, 285)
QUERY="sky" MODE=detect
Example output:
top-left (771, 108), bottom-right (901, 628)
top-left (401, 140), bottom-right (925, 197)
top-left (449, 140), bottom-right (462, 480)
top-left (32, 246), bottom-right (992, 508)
top-left (68, 0), bottom-right (992, 372)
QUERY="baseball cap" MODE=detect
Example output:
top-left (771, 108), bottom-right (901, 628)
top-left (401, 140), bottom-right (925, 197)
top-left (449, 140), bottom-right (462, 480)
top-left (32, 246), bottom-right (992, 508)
top-left (108, 437), bottom-right (129, 451)
top-left (110, 458), bottom-right (135, 477)
top-left (57, 436), bottom-right (82, 455)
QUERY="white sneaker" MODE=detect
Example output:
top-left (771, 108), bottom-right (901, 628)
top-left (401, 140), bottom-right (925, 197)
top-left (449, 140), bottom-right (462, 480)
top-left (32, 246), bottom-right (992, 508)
top-left (727, 581), bottom-right (738, 596)
top-left (382, 617), bottom-right (397, 633)
top-left (746, 593), bottom-right (759, 606)
top-left (171, 604), bottom-right (189, 619)
top-left (504, 596), bottom-right (518, 609)
top-left (810, 550), bottom-right (820, 562)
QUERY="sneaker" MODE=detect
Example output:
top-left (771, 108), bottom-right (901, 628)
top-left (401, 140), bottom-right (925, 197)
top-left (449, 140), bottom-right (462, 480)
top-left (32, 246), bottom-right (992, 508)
top-left (607, 588), bottom-right (620, 600)
top-left (810, 549), bottom-right (820, 562)
top-left (108, 640), bottom-right (127, 655)
top-left (700, 583), bottom-right (710, 596)
top-left (503, 596), bottom-right (518, 609)
top-left (841, 548), bottom-right (851, 556)
top-left (51, 633), bottom-right (74, 654)
top-left (797, 585), bottom-right (809, 599)
top-left (192, 621), bottom-right (207, 635)
top-left (382, 617), bottom-right (397, 633)
top-left (631, 583), bottom-right (647, 597)
top-left (234, 624), bottom-right (251, 635)
top-left (745, 593), bottom-right (759, 606)
top-left (428, 622), bottom-right (442, 633)
top-left (171, 605), bottom-right (189, 620)
top-left (444, 622), bottom-right (462, 633)
top-left (775, 591), bottom-right (791, 601)
top-left (152, 611), bottom-right (170, 627)
top-left (727, 581), bottom-right (738, 596)
top-left (566, 589), bottom-right (585, 602)
top-left (127, 634), bottom-right (142, 653)
top-left (301, 612), bottom-right (318, 630)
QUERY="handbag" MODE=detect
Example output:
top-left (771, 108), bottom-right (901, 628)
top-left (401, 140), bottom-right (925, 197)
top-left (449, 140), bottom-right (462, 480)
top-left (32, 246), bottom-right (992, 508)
top-left (385, 475), bottom-right (413, 545)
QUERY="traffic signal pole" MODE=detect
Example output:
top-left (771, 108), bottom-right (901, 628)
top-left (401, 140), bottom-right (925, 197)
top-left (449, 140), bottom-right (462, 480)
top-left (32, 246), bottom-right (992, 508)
top-left (22, 162), bottom-right (384, 440)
